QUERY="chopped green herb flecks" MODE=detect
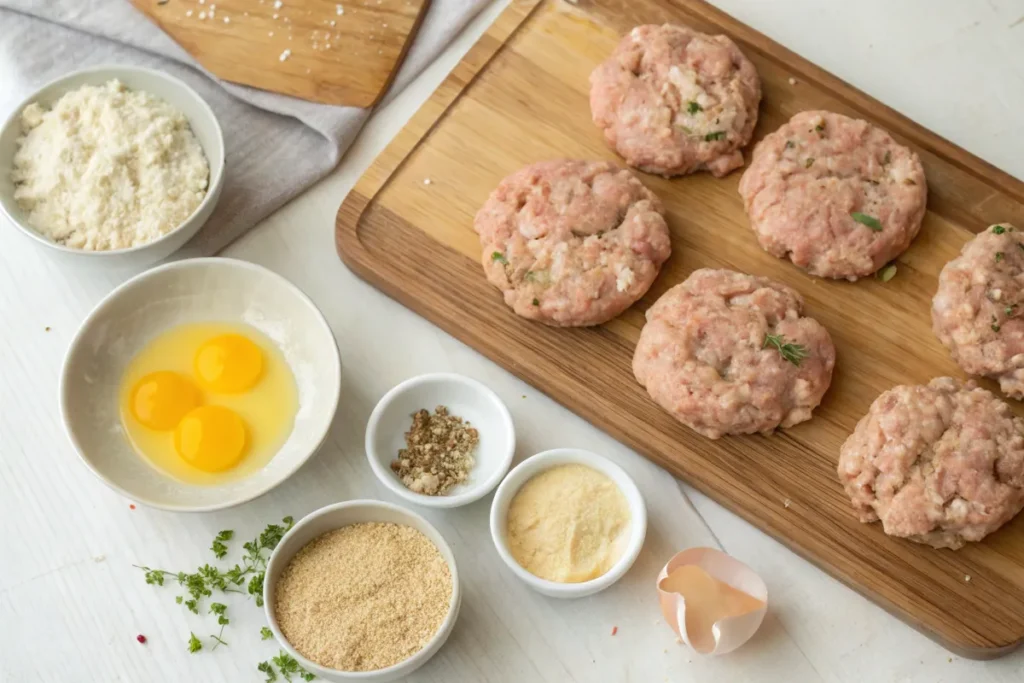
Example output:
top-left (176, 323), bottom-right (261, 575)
top-left (877, 263), bottom-right (897, 282)
top-left (805, 157), bottom-right (814, 168)
top-left (261, 626), bottom-right (274, 640)
top-left (211, 530), bottom-right (233, 560)
top-left (491, 251), bottom-right (508, 265)
top-left (188, 632), bottom-right (203, 654)
top-left (687, 101), bottom-right (702, 114)
top-left (704, 131), bottom-right (726, 141)
top-left (532, 298), bottom-right (539, 306)
top-left (851, 212), bottom-right (883, 232)
top-left (883, 151), bottom-right (892, 165)
top-left (992, 316), bottom-right (1002, 333)
top-left (996, 251), bottom-right (1005, 262)
top-left (763, 333), bottom-right (809, 366)
top-left (1006, 304), bottom-right (1017, 317)
top-left (785, 140), bottom-right (795, 150)
top-left (993, 225), bottom-right (1007, 234)
top-left (260, 651), bottom-right (315, 682)
top-left (258, 661), bottom-right (278, 682)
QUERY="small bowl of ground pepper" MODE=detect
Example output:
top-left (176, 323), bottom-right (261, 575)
top-left (365, 373), bottom-right (516, 508)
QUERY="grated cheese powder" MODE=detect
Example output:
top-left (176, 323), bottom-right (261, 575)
top-left (11, 80), bottom-right (209, 251)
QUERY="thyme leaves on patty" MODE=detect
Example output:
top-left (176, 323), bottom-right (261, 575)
top-left (763, 333), bottom-right (809, 366)
top-left (851, 212), bottom-right (883, 232)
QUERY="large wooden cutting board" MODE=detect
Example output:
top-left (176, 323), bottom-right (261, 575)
top-left (131, 0), bottom-right (429, 107)
top-left (336, 0), bottom-right (1024, 658)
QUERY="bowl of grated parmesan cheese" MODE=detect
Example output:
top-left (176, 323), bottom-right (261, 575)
top-left (0, 65), bottom-right (225, 269)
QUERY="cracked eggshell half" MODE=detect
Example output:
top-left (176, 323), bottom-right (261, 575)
top-left (657, 547), bottom-right (768, 656)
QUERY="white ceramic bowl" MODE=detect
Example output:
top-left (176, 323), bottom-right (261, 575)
top-left (365, 373), bottom-right (515, 508)
top-left (489, 448), bottom-right (647, 598)
top-left (0, 65), bottom-right (225, 270)
top-left (264, 500), bottom-right (461, 683)
top-left (59, 257), bottom-right (341, 511)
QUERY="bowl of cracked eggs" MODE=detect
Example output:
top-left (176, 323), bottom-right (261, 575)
top-left (60, 258), bottom-right (341, 511)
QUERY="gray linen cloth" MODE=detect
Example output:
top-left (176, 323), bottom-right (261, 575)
top-left (0, 0), bottom-right (486, 255)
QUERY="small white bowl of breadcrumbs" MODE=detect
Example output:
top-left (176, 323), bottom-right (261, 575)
top-left (264, 500), bottom-right (461, 682)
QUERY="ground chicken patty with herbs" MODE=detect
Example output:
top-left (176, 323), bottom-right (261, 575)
top-left (933, 224), bottom-right (1024, 398)
top-left (589, 24), bottom-right (761, 177)
top-left (473, 160), bottom-right (671, 327)
top-left (838, 377), bottom-right (1024, 549)
top-left (739, 111), bottom-right (927, 280)
top-left (632, 269), bottom-right (835, 439)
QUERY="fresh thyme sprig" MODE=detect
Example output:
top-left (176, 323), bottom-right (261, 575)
top-left (763, 333), bottom-right (810, 366)
top-left (134, 516), bottom-right (294, 653)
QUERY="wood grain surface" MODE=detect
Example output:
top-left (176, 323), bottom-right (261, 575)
top-left (131, 0), bottom-right (429, 107)
top-left (335, 0), bottom-right (1024, 659)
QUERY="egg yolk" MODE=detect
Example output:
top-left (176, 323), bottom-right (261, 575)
top-left (174, 405), bottom-right (247, 472)
top-left (194, 334), bottom-right (264, 393)
top-left (130, 371), bottom-right (200, 430)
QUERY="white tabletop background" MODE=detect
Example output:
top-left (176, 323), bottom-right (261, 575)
top-left (3, 1), bottom-right (1024, 681)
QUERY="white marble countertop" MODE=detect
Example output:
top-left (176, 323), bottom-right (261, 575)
top-left (3, 1), bottom-right (1024, 681)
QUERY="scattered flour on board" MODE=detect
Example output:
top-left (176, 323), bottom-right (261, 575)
top-left (11, 80), bottom-right (209, 251)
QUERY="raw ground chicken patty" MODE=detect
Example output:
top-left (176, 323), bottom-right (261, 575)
top-left (932, 224), bottom-right (1024, 398)
top-left (838, 377), bottom-right (1024, 549)
top-left (473, 160), bottom-right (671, 326)
top-left (738, 110), bottom-right (927, 280)
top-left (589, 24), bottom-right (761, 177)
top-left (632, 269), bottom-right (835, 438)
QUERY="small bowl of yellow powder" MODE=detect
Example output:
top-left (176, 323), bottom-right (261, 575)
top-left (489, 448), bottom-right (647, 598)
top-left (264, 500), bottom-right (460, 682)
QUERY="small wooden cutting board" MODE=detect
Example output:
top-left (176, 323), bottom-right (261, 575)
top-left (131, 0), bottom-right (430, 107)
